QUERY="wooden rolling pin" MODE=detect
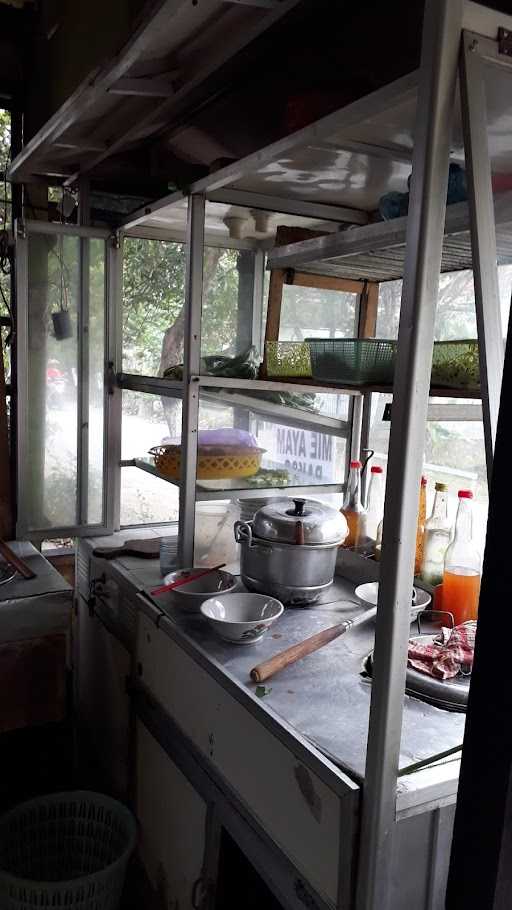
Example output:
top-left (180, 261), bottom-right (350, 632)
top-left (250, 605), bottom-right (377, 683)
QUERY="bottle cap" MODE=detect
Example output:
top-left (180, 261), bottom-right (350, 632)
top-left (435, 482), bottom-right (448, 492)
top-left (350, 460), bottom-right (362, 469)
top-left (421, 475), bottom-right (427, 486)
top-left (371, 465), bottom-right (383, 473)
top-left (458, 489), bottom-right (473, 498)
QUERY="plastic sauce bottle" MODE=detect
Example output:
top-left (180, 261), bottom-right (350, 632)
top-left (341, 460), bottom-right (367, 548)
top-left (443, 490), bottom-right (481, 625)
top-left (420, 482), bottom-right (452, 586)
top-left (366, 465), bottom-right (384, 542)
top-left (414, 476), bottom-right (428, 576)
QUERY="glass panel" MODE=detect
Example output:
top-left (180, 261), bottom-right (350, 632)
top-left (121, 390), bottom-right (181, 526)
top-left (24, 233), bottom-right (107, 532)
top-left (26, 233), bottom-right (79, 528)
top-left (376, 266), bottom-right (512, 340)
top-left (279, 285), bottom-right (358, 340)
top-left (121, 467), bottom-right (179, 526)
top-left (122, 237), bottom-right (186, 376)
top-left (368, 394), bottom-right (488, 555)
top-left (196, 394), bottom-right (346, 495)
top-left (202, 248), bottom-right (256, 359)
top-left (87, 239), bottom-right (105, 524)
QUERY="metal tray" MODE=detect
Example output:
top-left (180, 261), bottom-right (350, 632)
top-left (365, 633), bottom-right (470, 712)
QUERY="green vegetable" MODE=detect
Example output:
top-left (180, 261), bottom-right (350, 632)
top-left (255, 685), bottom-right (272, 698)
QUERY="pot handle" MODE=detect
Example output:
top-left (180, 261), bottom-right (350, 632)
top-left (234, 520), bottom-right (253, 545)
top-left (234, 521), bottom-right (272, 554)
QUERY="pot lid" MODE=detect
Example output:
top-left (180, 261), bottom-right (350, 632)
top-left (252, 497), bottom-right (348, 545)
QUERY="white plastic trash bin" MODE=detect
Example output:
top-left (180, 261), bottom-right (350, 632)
top-left (0, 791), bottom-right (137, 910)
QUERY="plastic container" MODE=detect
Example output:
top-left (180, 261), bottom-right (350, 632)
top-left (265, 341), bottom-right (312, 377)
top-left (443, 490), bottom-right (481, 625)
top-left (0, 791), bottom-right (136, 910)
top-left (149, 444), bottom-right (265, 480)
top-left (431, 340), bottom-right (479, 388)
top-left (307, 338), bottom-right (396, 385)
top-left (366, 465), bottom-right (384, 541)
top-left (159, 535), bottom-right (179, 575)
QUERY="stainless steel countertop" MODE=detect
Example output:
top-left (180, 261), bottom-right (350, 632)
top-left (118, 555), bottom-right (465, 785)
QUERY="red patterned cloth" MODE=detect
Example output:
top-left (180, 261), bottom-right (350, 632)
top-left (407, 621), bottom-right (477, 680)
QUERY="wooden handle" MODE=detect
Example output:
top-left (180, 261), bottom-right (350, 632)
top-left (0, 539), bottom-right (36, 579)
top-left (250, 622), bottom-right (347, 684)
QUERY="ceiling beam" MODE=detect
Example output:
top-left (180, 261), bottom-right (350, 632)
top-left (222, 0), bottom-right (282, 7)
top-left (61, 0), bottom-right (303, 186)
top-left (8, 0), bottom-right (194, 181)
top-left (207, 187), bottom-right (369, 225)
top-left (107, 76), bottom-right (176, 98)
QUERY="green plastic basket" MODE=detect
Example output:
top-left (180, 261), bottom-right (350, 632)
top-left (431, 340), bottom-right (479, 388)
top-left (265, 341), bottom-right (312, 377)
top-left (307, 338), bottom-right (397, 385)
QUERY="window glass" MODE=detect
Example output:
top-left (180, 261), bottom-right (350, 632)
top-left (197, 393), bottom-right (346, 493)
top-left (121, 390), bottom-right (181, 526)
top-left (368, 395), bottom-right (488, 554)
top-left (201, 248), bottom-right (255, 359)
top-left (122, 237), bottom-right (186, 376)
top-left (122, 239), bottom-right (255, 378)
top-left (279, 285), bottom-right (358, 340)
top-left (376, 266), bottom-right (512, 340)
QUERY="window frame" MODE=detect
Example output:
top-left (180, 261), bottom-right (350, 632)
top-left (16, 219), bottom-right (120, 541)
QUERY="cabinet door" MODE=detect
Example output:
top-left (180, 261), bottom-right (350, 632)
top-left (16, 221), bottom-right (121, 539)
top-left (76, 594), bottom-right (131, 796)
top-left (136, 719), bottom-right (207, 909)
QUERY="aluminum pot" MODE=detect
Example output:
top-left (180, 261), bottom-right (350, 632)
top-left (234, 498), bottom-right (348, 605)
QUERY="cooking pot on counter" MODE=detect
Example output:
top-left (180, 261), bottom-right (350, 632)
top-left (234, 497), bottom-right (348, 605)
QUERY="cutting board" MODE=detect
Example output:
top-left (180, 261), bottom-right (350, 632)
top-left (92, 538), bottom-right (162, 560)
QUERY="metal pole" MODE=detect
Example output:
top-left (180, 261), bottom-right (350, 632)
top-left (355, 2), bottom-right (463, 908)
top-left (105, 232), bottom-right (122, 531)
top-left (178, 194), bottom-right (204, 566)
top-left (77, 178), bottom-right (91, 524)
top-left (460, 31), bottom-right (504, 486)
top-left (251, 248), bottom-right (265, 356)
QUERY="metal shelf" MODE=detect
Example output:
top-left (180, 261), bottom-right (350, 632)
top-left (118, 369), bottom-right (481, 406)
top-left (126, 457), bottom-right (344, 501)
top-left (267, 191), bottom-right (512, 283)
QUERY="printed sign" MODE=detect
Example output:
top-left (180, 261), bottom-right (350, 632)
top-left (255, 421), bottom-right (340, 482)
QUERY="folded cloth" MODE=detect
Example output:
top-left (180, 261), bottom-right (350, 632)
top-left (407, 621), bottom-right (477, 680)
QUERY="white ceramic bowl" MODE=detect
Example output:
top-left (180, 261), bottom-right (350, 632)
top-left (163, 568), bottom-right (238, 613)
top-left (200, 593), bottom-right (284, 644)
top-left (355, 581), bottom-right (431, 614)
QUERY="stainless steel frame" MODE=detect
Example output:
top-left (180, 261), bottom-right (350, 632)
top-left (77, 234), bottom-right (90, 523)
top-left (357, 3), bottom-right (464, 908)
top-left (178, 194), bottom-right (204, 566)
top-left (460, 29), bottom-right (505, 484)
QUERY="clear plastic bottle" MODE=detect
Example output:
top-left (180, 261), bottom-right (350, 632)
top-left (443, 490), bottom-right (481, 625)
top-left (366, 465), bottom-right (384, 542)
top-left (420, 481), bottom-right (452, 586)
top-left (414, 476), bottom-right (428, 576)
top-left (341, 460), bottom-right (367, 548)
